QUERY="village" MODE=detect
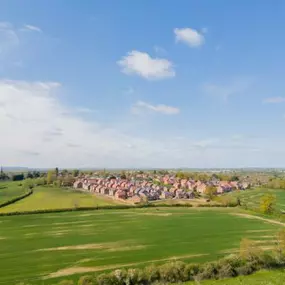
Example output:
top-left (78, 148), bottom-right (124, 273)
top-left (73, 174), bottom-right (250, 203)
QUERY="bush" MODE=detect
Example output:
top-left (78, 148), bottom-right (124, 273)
top-left (196, 262), bottom-right (218, 281)
top-left (78, 275), bottom-right (96, 285)
top-left (97, 273), bottom-right (118, 285)
top-left (158, 261), bottom-right (186, 283)
top-left (144, 264), bottom-right (160, 283)
top-left (183, 263), bottom-right (201, 281)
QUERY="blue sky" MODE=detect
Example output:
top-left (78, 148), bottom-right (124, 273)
top-left (0, 0), bottom-right (285, 168)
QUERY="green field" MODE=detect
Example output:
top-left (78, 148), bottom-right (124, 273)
top-left (0, 181), bottom-right (27, 205)
top-left (0, 186), bottom-right (120, 213)
top-left (185, 270), bottom-right (285, 284)
top-left (225, 188), bottom-right (285, 211)
top-left (0, 207), bottom-right (282, 285)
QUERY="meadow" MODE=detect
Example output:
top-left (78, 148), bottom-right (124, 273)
top-left (185, 270), bottom-right (285, 284)
top-left (0, 181), bottom-right (28, 206)
top-left (0, 186), bottom-right (121, 213)
top-left (225, 188), bottom-right (285, 212)
top-left (0, 207), bottom-right (282, 285)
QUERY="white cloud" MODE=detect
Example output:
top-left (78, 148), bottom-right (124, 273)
top-left (263, 97), bottom-right (285, 104)
top-left (0, 80), bottom-right (184, 168)
top-left (132, 101), bottom-right (180, 115)
top-left (22, 24), bottom-right (42, 33)
top-left (0, 79), bottom-right (283, 168)
top-left (174, 28), bottom-right (205, 47)
top-left (117, 50), bottom-right (175, 80)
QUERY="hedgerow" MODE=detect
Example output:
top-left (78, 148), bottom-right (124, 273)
top-left (47, 244), bottom-right (285, 285)
top-left (0, 189), bottom-right (33, 209)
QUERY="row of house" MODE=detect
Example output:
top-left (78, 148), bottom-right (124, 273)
top-left (73, 175), bottom-right (250, 202)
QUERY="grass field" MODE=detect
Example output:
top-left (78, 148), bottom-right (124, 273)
top-left (0, 207), bottom-right (282, 285)
top-left (0, 186), bottom-right (121, 213)
top-left (185, 270), bottom-right (285, 284)
top-left (225, 188), bottom-right (285, 211)
top-left (0, 181), bottom-right (28, 205)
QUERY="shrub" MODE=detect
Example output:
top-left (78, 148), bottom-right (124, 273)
top-left (78, 275), bottom-right (96, 285)
top-left (144, 264), bottom-right (160, 283)
top-left (196, 262), bottom-right (218, 281)
top-left (158, 261), bottom-right (186, 283)
top-left (125, 268), bottom-right (147, 285)
top-left (183, 263), bottom-right (201, 281)
top-left (97, 273), bottom-right (118, 285)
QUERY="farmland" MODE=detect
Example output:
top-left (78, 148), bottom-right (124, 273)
top-left (0, 181), bottom-right (28, 206)
top-left (225, 188), bottom-right (285, 212)
top-left (0, 207), bottom-right (282, 285)
top-left (0, 186), bottom-right (121, 213)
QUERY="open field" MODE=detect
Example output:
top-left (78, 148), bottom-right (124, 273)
top-left (0, 207), bottom-right (282, 284)
top-left (0, 181), bottom-right (27, 206)
top-left (185, 269), bottom-right (285, 284)
top-left (225, 188), bottom-right (285, 211)
top-left (0, 186), bottom-right (121, 213)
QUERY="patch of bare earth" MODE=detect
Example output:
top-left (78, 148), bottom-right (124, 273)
top-left (44, 253), bottom-right (208, 279)
top-left (231, 213), bottom-right (285, 226)
top-left (105, 245), bottom-right (147, 252)
top-left (37, 241), bottom-right (136, 252)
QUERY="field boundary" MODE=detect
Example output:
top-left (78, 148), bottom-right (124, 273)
top-left (0, 202), bottom-right (238, 216)
top-left (0, 188), bottom-right (33, 209)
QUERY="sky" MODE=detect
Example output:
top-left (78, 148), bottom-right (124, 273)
top-left (1, 0), bottom-right (285, 169)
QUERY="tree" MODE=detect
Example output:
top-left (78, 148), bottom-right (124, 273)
top-left (46, 170), bottom-right (55, 185)
top-left (55, 167), bottom-right (59, 177)
top-left (12, 173), bottom-right (24, 181)
top-left (260, 194), bottom-right (276, 214)
top-left (72, 169), bottom-right (80, 177)
top-left (205, 186), bottom-right (217, 200)
top-left (239, 238), bottom-right (261, 260)
top-left (26, 172), bottom-right (34, 179)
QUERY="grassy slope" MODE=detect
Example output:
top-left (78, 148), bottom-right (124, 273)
top-left (0, 208), bottom-right (282, 284)
top-left (224, 188), bottom-right (285, 211)
top-left (0, 186), bottom-right (120, 213)
top-left (0, 181), bottom-right (27, 205)
top-left (185, 270), bottom-right (285, 284)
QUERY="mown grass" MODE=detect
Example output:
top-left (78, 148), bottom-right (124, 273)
top-left (0, 207), bottom-right (282, 285)
top-left (185, 269), bottom-right (285, 284)
top-left (0, 185), bottom-right (121, 213)
top-left (224, 188), bottom-right (285, 211)
top-left (0, 181), bottom-right (27, 205)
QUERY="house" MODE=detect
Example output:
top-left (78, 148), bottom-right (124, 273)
top-left (73, 181), bottom-right (83, 189)
top-left (160, 191), bottom-right (174, 199)
top-left (115, 190), bottom-right (128, 199)
top-left (196, 183), bottom-right (207, 194)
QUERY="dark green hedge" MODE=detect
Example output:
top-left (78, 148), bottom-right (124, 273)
top-left (0, 189), bottom-right (33, 209)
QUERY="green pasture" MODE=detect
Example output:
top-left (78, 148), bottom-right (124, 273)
top-left (185, 270), bottom-right (285, 284)
top-left (225, 188), bottom-right (285, 211)
top-left (0, 181), bottom-right (27, 205)
top-left (0, 207), bottom-right (282, 284)
top-left (0, 186), bottom-right (120, 213)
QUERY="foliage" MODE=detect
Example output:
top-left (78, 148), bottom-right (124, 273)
top-left (77, 275), bottom-right (96, 285)
top-left (46, 170), bottom-right (56, 184)
top-left (205, 186), bottom-right (217, 200)
top-left (259, 194), bottom-right (276, 214)
top-left (11, 173), bottom-right (24, 181)
top-left (72, 169), bottom-right (80, 177)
